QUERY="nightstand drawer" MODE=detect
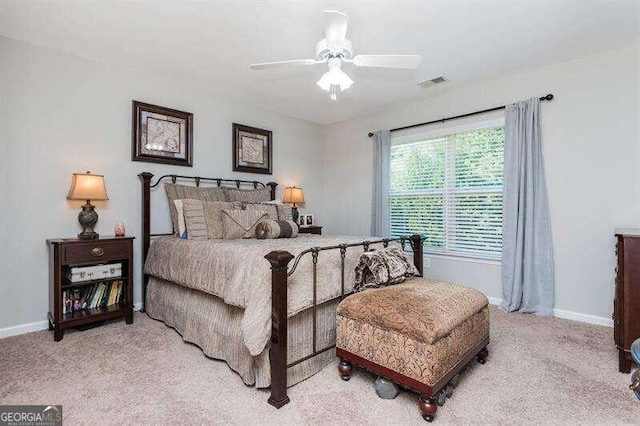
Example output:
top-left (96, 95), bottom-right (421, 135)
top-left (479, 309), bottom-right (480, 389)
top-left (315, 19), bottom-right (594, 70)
top-left (63, 240), bottom-right (129, 264)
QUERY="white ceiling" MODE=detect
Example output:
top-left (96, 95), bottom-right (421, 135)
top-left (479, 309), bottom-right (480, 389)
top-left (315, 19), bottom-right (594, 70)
top-left (1, 1), bottom-right (638, 125)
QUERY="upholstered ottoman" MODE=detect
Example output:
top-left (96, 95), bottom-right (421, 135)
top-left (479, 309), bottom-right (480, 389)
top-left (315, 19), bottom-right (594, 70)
top-left (336, 278), bottom-right (490, 422)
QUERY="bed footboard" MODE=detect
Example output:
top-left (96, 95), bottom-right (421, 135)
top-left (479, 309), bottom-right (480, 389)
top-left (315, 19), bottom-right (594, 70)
top-left (264, 234), bottom-right (424, 408)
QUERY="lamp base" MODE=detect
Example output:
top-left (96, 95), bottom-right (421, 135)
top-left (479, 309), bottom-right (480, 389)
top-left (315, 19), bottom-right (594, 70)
top-left (78, 230), bottom-right (99, 240)
top-left (78, 201), bottom-right (99, 240)
top-left (291, 206), bottom-right (299, 223)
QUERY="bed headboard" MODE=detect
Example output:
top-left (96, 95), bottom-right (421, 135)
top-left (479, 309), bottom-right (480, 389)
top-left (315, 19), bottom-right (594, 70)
top-left (138, 172), bottom-right (277, 309)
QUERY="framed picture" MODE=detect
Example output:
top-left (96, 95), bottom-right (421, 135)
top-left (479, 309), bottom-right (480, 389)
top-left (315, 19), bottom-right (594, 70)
top-left (305, 214), bottom-right (314, 226)
top-left (298, 214), bottom-right (307, 227)
top-left (132, 101), bottom-right (193, 167)
top-left (233, 123), bottom-right (272, 175)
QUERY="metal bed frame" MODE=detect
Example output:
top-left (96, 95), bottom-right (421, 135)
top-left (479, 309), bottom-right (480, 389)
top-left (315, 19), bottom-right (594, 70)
top-left (138, 172), bottom-right (424, 408)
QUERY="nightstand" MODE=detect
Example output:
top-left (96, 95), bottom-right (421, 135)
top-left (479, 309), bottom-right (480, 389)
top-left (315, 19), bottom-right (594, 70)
top-left (299, 225), bottom-right (322, 235)
top-left (47, 236), bottom-right (134, 341)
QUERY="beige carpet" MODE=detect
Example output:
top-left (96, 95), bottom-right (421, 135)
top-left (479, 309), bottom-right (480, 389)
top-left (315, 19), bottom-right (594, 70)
top-left (1, 306), bottom-right (638, 424)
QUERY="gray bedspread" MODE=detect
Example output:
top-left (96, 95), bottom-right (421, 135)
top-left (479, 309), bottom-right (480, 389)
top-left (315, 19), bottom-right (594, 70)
top-left (144, 235), bottom-right (385, 356)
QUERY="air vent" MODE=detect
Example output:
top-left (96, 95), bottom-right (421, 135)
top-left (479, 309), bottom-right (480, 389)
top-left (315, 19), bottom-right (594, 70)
top-left (417, 75), bottom-right (449, 88)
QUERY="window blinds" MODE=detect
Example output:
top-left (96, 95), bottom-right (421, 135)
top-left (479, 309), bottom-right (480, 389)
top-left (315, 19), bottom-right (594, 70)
top-left (389, 126), bottom-right (505, 259)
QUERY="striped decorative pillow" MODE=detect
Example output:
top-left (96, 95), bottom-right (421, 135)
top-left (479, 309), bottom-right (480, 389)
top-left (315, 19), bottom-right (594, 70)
top-left (165, 183), bottom-right (225, 235)
top-left (181, 199), bottom-right (208, 241)
top-left (262, 200), bottom-right (293, 221)
top-left (202, 201), bottom-right (237, 239)
top-left (222, 187), bottom-right (271, 203)
top-left (243, 203), bottom-right (279, 220)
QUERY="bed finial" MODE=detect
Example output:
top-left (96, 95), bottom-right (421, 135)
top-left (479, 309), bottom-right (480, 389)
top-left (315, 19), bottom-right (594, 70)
top-left (267, 182), bottom-right (278, 201)
top-left (139, 172), bottom-right (154, 182)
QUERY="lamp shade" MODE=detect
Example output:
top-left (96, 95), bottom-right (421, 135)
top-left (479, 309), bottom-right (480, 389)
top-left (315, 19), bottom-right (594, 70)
top-left (316, 66), bottom-right (353, 92)
top-left (282, 186), bottom-right (304, 205)
top-left (67, 171), bottom-right (109, 201)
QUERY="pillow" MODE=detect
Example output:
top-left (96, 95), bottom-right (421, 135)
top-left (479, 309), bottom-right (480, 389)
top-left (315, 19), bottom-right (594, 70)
top-left (181, 199), bottom-right (237, 239)
top-left (264, 200), bottom-right (293, 221)
top-left (244, 203), bottom-right (279, 220)
top-left (353, 246), bottom-right (420, 293)
top-left (255, 220), bottom-right (299, 239)
top-left (181, 199), bottom-right (208, 240)
top-left (221, 209), bottom-right (269, 239)
top-left (202, 201), bottom-right (237, 239)
top-left (173, 200), bottom-right (188, 239)
top-left (223, 187), bottom-right (271, 203)
top-left (165, 183), bottom-right (225, 235)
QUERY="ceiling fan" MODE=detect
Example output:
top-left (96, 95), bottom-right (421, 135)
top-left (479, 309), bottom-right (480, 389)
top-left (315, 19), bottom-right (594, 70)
top-left (249, 10), bottom-right (421, 101)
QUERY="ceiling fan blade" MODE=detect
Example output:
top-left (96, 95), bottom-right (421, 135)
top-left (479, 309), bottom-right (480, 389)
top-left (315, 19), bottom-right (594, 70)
top-left (250, 59), bottom-right (322, 70)
top-left (323, 10), bottom-right (349, 50)
top-left (351, 55), bottom-right (422, 69)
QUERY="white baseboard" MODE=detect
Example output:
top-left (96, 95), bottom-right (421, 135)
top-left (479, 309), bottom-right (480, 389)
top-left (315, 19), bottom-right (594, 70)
top-left (1, 303), bottom-right (144, 339)
top-left (486, 297), bottom-right (613, 327)
top-left (553, 308), bottom-right (613, 327)
top-left (0, 320), bottom-right (50, 339)
top-left (487, 296), bottom-right (503, 306)
top-left (0, 299), bottom-right (615, 339)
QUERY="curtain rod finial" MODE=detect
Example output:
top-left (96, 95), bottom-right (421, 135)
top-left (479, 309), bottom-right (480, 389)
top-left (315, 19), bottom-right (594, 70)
top-left (368, 132), bottom-right (374, 138)
top-left (542, 94), bottom-right (554, 101)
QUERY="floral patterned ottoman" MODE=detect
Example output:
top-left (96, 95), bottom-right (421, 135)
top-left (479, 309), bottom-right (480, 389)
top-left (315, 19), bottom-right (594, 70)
top-left (336, 278), bottom-right (490, 422)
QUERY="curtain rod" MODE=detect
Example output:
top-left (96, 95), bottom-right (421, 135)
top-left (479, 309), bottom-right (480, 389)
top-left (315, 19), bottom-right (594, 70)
top-left (367, 93), bottom-right (554, 138)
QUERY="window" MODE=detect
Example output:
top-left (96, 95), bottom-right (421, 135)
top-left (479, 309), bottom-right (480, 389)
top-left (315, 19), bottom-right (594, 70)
top-left (389, 124), bottom-right (504, 260)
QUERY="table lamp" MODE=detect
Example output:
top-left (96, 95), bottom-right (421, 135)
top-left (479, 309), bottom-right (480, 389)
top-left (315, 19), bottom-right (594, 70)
top-left (282, 186), bottom-right (304, 222)
top-left (67, 171), bottom-right (109, 239)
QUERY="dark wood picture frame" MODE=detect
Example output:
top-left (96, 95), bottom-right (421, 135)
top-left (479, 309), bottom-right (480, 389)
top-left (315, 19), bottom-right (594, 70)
top-left (233, 123), bottom-right (272, 175)
top-left (132, 101), bottom-right (193, 167)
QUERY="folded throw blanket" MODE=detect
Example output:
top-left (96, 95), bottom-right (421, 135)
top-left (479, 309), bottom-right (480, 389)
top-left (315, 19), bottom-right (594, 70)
top-left (354, 246), bottom-right (419, 292)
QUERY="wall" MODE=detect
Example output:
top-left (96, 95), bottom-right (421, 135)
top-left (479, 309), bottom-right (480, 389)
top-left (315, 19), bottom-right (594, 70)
top-left (320, 44), bottom-right (640, 323)
top-left (0, 37), bottom-right (324, 333)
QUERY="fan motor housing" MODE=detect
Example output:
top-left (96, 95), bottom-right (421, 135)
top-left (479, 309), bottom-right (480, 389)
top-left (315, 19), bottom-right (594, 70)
top-left (316, 38), bottom-right (353, 60)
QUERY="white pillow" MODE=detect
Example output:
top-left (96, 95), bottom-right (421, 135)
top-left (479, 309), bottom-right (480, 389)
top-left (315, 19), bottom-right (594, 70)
top-left (173, 199), bottom-right (188, 239)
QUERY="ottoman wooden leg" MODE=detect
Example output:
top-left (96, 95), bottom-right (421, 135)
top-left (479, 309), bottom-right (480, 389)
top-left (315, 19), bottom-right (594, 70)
top-left (477, 347), bottom-right (488, 364)
top-left (338, 359), bottom-right (352, 381)
top-left (419, 395), bottom-right (437, 422)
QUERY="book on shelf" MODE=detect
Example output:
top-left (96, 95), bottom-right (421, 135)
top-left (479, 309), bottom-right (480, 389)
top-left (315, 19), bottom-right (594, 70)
top-left (100, 282), bottom-right (111, 307)
top-left (63, 280), bottom-right (124, 315)
top-left (108, 281), bottom-right (120, 306)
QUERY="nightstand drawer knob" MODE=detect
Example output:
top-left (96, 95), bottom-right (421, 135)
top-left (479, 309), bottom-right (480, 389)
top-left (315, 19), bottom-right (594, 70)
top-left (91, 247), bottom-right (105, 257)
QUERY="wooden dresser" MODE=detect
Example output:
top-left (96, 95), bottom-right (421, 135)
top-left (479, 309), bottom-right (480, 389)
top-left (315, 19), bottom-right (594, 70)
top-left (615, 229), bottom-right (640, 373)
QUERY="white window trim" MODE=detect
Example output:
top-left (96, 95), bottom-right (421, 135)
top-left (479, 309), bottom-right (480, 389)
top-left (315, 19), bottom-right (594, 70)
top-left (390, 117), bottom-right (505, 262)
top-left (426, 252), bottom-right (502, 266)
top-left (392, 117), bottom-right (505, 147)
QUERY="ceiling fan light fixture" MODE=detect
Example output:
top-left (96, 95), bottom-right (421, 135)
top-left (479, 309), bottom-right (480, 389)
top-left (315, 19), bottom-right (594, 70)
top-left (250, 10), bottom-right (421, 101)
top-left (316, 62), bottom-right (353, 100)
